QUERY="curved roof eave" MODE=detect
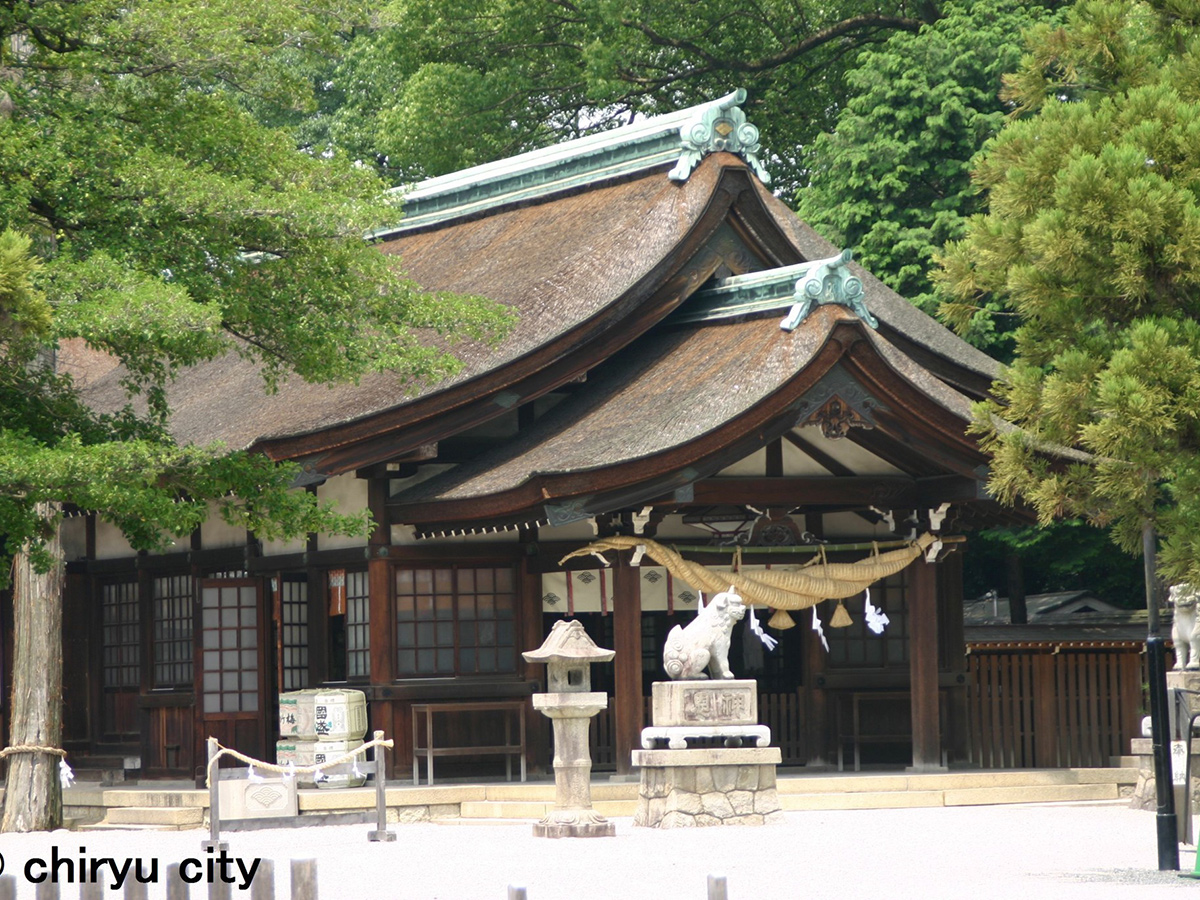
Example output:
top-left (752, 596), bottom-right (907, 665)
top-left (389, 306), bottom-right (989, 529)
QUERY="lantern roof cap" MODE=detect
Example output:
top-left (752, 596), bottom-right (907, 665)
top-left (523, 619), bottom-right (615, 664)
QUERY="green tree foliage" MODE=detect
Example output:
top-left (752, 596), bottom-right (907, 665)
top-left (310, 0), bottom-right (948, 191)
top-left (937, 0), bottom-right (1200, 585)
top-left (962, 522), bottom-right (1145, 606)
top-left (797, 1), bottom-right (1061, 356)
top-left (0, 0), bottom-right (513, 576)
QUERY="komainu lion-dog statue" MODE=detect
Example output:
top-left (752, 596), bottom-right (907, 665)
top-left (663, 589), bottom-right (746, 680)
top-left (1170, 583), bottom-right (1200, 670)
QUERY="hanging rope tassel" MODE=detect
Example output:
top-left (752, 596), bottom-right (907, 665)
top-left (830, 599), bottom-right (853, 628)
top-left (768, 608), bottom-right (796, 629)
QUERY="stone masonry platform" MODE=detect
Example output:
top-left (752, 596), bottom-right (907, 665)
top-left (28, 766), bottom-right (1139, 830)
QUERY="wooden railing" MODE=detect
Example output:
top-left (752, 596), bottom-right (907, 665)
top-left (965, 645), bottom-right (1144, 768)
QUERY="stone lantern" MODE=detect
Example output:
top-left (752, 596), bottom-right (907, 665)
top-left (523, 619), bottom-right (616, 838)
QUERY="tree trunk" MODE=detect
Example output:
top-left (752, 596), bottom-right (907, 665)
top-left (1006, 551), bottom-right (1027, 626)
top-left (2, 501), bottom-right (64, 832)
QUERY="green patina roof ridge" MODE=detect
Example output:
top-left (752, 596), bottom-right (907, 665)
top-left (369, 89), bottom-right (767, 239)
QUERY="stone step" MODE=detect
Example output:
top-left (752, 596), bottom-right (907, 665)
top-left (78, 822), bottom-right (190, 833)
top-left (458, 799), bottom-right (638, 819)
top-left (943, 782), bottom-right (1120, 806)
top-left (103, 806), bottom-right (204, 826)
top-left (781, 790), bottom-right (946, 811)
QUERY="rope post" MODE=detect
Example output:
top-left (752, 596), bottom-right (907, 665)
top-left (166, 864), bottom-right (189, 900)
top-left (80, 882), bottom-right (103, 900)
top-left (250, 859), bottom-right (275, 900)
top-left (507, 887), bottom-right (528, 900)
top-left (706, 875), bottom-right (728, 900)
top-left (0, 874), bottom-right (13, 900)
top-left (203, 736), bottom-right (229, 852)
top-left (367, 730), bottom-right (396, 842)
top-left (291, 859), bottom-right (319, 900)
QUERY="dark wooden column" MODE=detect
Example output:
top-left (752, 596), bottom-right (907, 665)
top-left (940, 551), bottom-right (968, 764)
top-left (801, 511), bottom-right (830, 767)
top-left (519, 529), bottom-right (549, 774)
top-left (908, 557), bottom-right (942, 770)
top-left (612, 555), bottom-right (642, 776)
top-left (366, 478), bottom-right (396, 776)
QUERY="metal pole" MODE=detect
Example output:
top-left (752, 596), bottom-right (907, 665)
top-left (707, 875), bottom-right (729, 900)
top-left (1144, 523), bottom-right (1179, 870)
top-left (367, 730), bottom-right (396, 842)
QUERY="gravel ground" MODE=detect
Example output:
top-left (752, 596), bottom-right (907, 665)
top-left (0, 803), bottom-right (1195, 900)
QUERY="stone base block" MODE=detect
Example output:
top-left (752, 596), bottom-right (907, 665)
top-left (652, 680), bottom-right (757, 727)
top-left (641, 725), bottom-right (771, 750)
top-left (533, 820), bottom-right (616, 838)
top-left (532, 808), bottom-right (615, 838)
top-left (633, 750), bottom-right (782, 828)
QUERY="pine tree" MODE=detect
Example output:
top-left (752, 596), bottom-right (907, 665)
top-left (937, 0), bottom-right (1200, 584)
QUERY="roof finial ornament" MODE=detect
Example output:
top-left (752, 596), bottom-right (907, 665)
top-left (668, 89), bottom-right (771, 185)
top-left (779, 250), bottom-right (876, 331)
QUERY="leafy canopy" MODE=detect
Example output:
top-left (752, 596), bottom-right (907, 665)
top-left (307, 0), bottom-right (948, 193)
top-left (0, 0), bottom-right (513, 579)
top-left (936, 0), bottom-right (1200, 583)
top-left (797, 1), bottom-right (1062, 356)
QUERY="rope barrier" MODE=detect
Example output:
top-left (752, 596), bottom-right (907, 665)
top-left (205, 735), bottom-right (394, 787)
top-left (0, 744), bottom-right (67, 759)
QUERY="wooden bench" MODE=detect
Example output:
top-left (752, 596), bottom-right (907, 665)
top-left (411, 700), bottom-right (528, 785)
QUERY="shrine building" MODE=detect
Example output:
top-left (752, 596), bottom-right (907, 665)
top-left (51, 90), bottom-right (1033, 781)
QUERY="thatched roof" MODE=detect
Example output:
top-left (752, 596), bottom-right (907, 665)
top-left (79, 93), bottom-right (1001, 486)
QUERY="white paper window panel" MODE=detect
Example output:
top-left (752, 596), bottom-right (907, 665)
top-left (541, 564), bottom-right (783, 612)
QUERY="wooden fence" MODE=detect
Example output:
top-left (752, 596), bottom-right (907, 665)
top-left (965, 644), bottom-right (1144, 768)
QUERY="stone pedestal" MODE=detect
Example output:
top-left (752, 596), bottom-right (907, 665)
top-left (632, 747), bottom-right (784, 827)
top-left (532, 692), bottom-right (615, 838)
top-left (633, 680), bottom-right (782, 827)
top-left (1130, 670), bottom-right (1200, 814)
top-left (641, 680), bottom-right (769, 749)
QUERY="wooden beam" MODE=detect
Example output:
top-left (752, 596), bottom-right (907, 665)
top-left (784, 431), bottom-right (855, 477)
top-left (908, 558), bottom-right (942, 770)
top-left (354, 445), bottom-right (438, 479)
top-left (678, 475), bottom-right (983, 509)
top-left (612, 557), bottom-right (642, 776)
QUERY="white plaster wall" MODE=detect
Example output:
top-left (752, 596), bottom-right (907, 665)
top-left (60, 516), bottom-right (87, 562)
top-left (792, 425), bottom-right (903, 475)
top-left (781, 436), bottom-right (834, 475)
top-left (317, 473), bottom-right (369, 551)
top-left (262, 535), bottom-right (307, 555)
top-left (201, 504), bottom-right (246, 550)
top-left (95, 520), bottom-right (136, 559)
top-left (651, 514), bottom-right (710, 540)
top-left (717, 447), bottom-right (765, 476)
top-left (821, 511), bottom-right (899, 541)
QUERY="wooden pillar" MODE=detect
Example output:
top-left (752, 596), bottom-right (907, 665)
top-left (941, 551), bottom-right (968, 764)
top-left (801, 511), bottom-right (830, 767)
top-left (908, 557), bottom-right (942, 770)
top-left (519, 529), bottom-right (549, 774)
top-left (366, 478), bottom-right (395, 776)
top-left (802, 615), bottom-right (830, 768)
top-left (612, 556), bottom-right (642, 776)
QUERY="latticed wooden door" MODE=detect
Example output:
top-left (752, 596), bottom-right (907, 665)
top-left (195, 578), bottom-right (269, 766)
